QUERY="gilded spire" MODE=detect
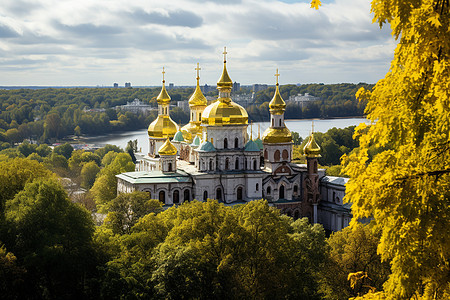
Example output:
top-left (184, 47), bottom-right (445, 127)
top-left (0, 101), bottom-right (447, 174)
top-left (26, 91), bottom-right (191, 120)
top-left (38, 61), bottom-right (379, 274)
top-left (304, 123), bottom-right (321, 157)
top-left (250, 121), bottom-right (253, 140)
top-left (158, 138), bottom-right (177, 156)
top-left (269, 68), bottom-right (286, 114)
top-left (188, 63), bottom-right (207, 107)
top-left (157, 67), bottom-right (171, 105)
top-left (258, 124), bottom-right (261, 139)
top-left (217, 47), bottom-right (233, 90)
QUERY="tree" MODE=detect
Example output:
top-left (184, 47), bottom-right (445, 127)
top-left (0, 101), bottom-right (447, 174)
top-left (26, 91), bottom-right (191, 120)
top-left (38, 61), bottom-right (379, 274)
top-left (338, 0), bottom-right (450, 298)
top-left (0, 244), bottom-right (27, 299)
top-left (4, 178), bottom-right (98, 299)
top-left (103, 192), bottom-right (162, 235)
top-left (53, 142), bottom-right (73, 159)
top-left (80, 161), bottom-right (100, 189)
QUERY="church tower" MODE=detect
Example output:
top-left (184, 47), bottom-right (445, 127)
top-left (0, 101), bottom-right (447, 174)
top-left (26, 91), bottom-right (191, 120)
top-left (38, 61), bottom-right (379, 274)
top-left (261, 69), bottom-right (293, 176)
top-left (147, 68), bottom-right (179, 157)
top-left (158, 138), bottom-right (177, 173)
top-left (303, 126), bottom-right (321, 223)
top-left (181, 63), bottom-right (208, 143)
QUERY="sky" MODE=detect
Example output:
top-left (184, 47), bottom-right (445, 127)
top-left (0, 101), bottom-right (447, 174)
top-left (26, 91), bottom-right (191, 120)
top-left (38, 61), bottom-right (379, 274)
top-left (0, 0), bottom-right (396, 86)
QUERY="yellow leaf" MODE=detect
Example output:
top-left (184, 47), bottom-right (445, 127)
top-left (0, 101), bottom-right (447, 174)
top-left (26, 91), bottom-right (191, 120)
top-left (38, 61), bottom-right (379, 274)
top-left (310, 0), bottom-right (321, 10)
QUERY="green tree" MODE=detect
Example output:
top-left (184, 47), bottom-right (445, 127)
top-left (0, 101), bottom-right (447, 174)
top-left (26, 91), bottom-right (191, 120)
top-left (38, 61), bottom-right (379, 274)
top-left (5, 179), bottom-right (98, 299)
top-left (80, 161), bottom-right (100, 189)
top-left (340, 0), bottom-right (450, 298)
top-left (0, 244), bottom-right (27, 299)
top-left (53, 142), bottom-right (73, 159)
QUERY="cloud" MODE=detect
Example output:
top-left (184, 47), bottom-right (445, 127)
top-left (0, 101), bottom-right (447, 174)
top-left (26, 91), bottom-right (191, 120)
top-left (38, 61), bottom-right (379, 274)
top-left (0, 22), bottom-right (20, 37)
top-left (127, 9), bottom-right (203, 28)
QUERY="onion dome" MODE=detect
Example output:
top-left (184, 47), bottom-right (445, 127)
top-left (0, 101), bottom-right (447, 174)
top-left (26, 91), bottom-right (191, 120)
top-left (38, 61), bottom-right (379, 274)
top-left (303, 132), bottom-right (321, 157)
top-left (157, 67), bottom-right (171, 105)
top-left (262, 127), bottom-right (292, 143)
top-left (148, 115), bottom-right (179, 138)
top-left (158, 138), bottom-right (177, 156)
top-left (244, 140), bottom-right (260, 152)
top-left (199, 140), bottom-right (216, 152)
top-left (189, 63), bottom-right (208, 107)
top-left (173, 130), bottom-right (184, 142)
top-left (201, 48), bottom-right (248, 126)
top-left (191, 135), bottom-right (201, 147)
top-left (269, 69), bottom-right (286, 115)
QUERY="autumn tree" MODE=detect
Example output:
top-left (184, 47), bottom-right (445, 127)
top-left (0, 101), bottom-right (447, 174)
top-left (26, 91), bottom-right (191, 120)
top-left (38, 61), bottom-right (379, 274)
top-left (331, 0), bottom-right (450, 298)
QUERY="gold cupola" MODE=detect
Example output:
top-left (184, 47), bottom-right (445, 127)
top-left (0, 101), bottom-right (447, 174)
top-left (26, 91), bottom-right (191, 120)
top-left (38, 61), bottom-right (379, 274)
top-left (181, 63), bottom-right (207, 142)
top-left (262, 69), bottom-right (292, 144)
top-left (148, 67), bottom-right (179, 138)
top-left (201, 47), bottom-right (248, 126)
top-left (158, 138), bottom-right (177, 156)
top-left (304, 125), bottom-right (321, 157)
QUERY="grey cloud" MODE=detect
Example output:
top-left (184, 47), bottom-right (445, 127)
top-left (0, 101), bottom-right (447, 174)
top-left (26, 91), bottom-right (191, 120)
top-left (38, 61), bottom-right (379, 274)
top-left (55, 22), bottom-right (122, 36)
top-left (127, 9), bottom-right (203, 28)
top-left (3, 0), bottom-right (41, 16)
top-left (0, 23), bottom-right (20, 37)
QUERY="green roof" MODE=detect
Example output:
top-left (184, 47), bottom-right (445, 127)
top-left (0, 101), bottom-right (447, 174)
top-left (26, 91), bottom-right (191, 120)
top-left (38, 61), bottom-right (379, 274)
top-left (191, 136), bottom-right (201, 147)
top-left (173, 131), bottom-right (184, 142)
top-left (198, 141), bottom-right (216, 152)
top-left (116, 170), bottom-right (192, 184)
top-left (244, 140), bottom-right (260, 152)
top-left (254, 138), bottom-right (263, 150)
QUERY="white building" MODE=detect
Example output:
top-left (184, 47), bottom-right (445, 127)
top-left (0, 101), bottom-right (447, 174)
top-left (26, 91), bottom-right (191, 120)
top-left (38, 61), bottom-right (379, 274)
top-left (117, 53), bottom-right (351, 232)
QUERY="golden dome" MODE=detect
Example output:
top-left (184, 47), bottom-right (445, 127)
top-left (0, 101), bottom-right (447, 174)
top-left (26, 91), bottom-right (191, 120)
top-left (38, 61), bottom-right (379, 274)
top-left (158, 138), bottom-right (177, 156)
top-left (262, 126), bottom-right (292, 144)
top-left (148, 115), bottom-right (179, 138)
top-left (181, 122), bottom-right (202, 142)
top-left (304, 132), bottom-right (321, 157)
top-left (201, 48), bottom-right (248, 126)
top-left (189, 63), bottom-right (207, 107)
top-left (202, 99), bottom-right (248, 126)
top-left (157, 67), bottom-right (171, 105)
top-left (269, 69), bottom-right (286, 115)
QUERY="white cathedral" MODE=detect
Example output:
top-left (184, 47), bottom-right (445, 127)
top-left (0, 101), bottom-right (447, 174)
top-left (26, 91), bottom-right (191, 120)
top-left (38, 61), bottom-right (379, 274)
top-left (117, 51), bottom-right (351, 232)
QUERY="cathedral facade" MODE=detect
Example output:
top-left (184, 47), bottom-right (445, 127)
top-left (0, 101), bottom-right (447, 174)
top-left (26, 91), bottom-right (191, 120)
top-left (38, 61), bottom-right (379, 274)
top-left (116, 53), bottom-right (351, 232)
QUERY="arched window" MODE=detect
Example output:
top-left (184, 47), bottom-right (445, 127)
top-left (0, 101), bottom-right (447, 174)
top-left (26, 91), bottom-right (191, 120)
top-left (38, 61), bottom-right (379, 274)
top-left (293, 185), bottom-right (298, 196)
top-left (235, 158), bottom-right (239, 170)
top-left (253, 159), bottom-right (257, 170)
top-left (244, 158), bottom-right (247, 169)
top-left (237, 187), bottom-right (243, 201)
top-left (224, 138), bottom-right (228, 149)
top-left (294, 210), bottom-right (299, 220)
top-left (274, 150), bottom-right (280, 161)
top-left (314, 161), bottom-right (318, 172)
top-left (216, 188), bottom-right (222, 201)
top-left (282, 149), bottom-right (289, 160)
top-left (279, 119), bottom-right (281, 126)
top-left (168, 162), bottom-right (172, 172)
top-left (173, 190), bottom-right (179, 204)
top-left (272, 118), bottom-right (274, 126)
top-left (225, 158), bottom-right (229, 170)
top-left (256, 183), bottom-right (259, 191)
top-left (267, 186), bottom-right (271, 195)
top-left (203, 190), bottom-right (208, 201)
top-left (209, 160), bottom-right (213, 171)
top-left (159, 191), bottom-right (165, 203)
top-left (184, 189), bottom-right (190, 202)
top-left (235, 137), bottom-right (239, 148)
top-left (279, 185), bottom-right (285, 199)
top-left (264, 149), bottom-right (268, 160)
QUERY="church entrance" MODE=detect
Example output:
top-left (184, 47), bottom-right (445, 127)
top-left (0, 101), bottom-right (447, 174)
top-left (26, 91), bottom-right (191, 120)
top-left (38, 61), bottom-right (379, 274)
top-left (159, 191), bottom-right (165, 203)
top-left (216, 188), bottom-right (222, 201)
top-left (279, 185), bottom-right (285, 199)
top-left (173, 190), bottom-right (179, 204)
top-left (237, 187), bottom-right (243, 201)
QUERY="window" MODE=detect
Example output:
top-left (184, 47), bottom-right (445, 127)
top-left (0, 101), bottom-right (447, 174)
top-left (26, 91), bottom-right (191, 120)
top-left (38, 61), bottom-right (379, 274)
top-left (282, 149), bottom-right (289, 160)
top-left (235, 137), bottom-right (239, 148)
top-left (224, 138), bottom-right (228, 149)
top-left (253, 159), bottom-right (257, 170)
top-left (159, 191), bottom-right (165, 203)
top-left (272, 119), bottom-right (274, 126)
top-left (294, 210), bottom-right (299, 220)
top-left (279, 185), bottom-right (285, 199)
top-left (237, 187), bottom-right (243, 201)
top-left (209, 160), bottom-right (213, 171)
top-left (184, 189), bottom-right (190, 202)
top-left (274, 150), bottom-right (280, 161)
top-left (256, 183), bottom-right (259, 191)
top-left (267, 186), bottom-right (271, 195)
top-left (264, 149), bottom-right (268, 160)
top-left (235, 158), bottom-right (239, 170)
top-left (293, 185), bottom-right (298, 196)
top-left (168, 162), bottom-right (172, 172)
top-left (203, 191), bottom-right (208, 201)
top-left (225, 158), bottom-right (229, 170)
top-left (173, 190), bottom-right (179, 204)
top-left (314, 161), bottom-right (318, 172)
top-left (279, 119), bottom-right (281, 126)
top-left (216, 188), bottom-right (222, 201)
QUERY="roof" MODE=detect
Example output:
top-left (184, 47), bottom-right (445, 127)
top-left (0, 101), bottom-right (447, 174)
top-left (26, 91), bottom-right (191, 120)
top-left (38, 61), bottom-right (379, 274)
top-left (116, 170), bottom-right (192, 184)
top-left (244, 140), bottom-right (260, 152)
top-left (320, 176), bottom-right (349, 187)
top-left (198, 141), bottom-right (216, 152)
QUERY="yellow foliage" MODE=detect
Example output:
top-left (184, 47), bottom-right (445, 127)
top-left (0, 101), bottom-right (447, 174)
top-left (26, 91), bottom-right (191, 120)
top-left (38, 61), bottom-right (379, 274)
top-left (310, 0), bottom-right (321, 10)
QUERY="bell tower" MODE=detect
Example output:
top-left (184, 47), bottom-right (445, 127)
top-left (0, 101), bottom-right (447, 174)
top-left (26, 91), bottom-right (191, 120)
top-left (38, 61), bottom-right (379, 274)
top-left (303, 125), bottom-right (321, 223)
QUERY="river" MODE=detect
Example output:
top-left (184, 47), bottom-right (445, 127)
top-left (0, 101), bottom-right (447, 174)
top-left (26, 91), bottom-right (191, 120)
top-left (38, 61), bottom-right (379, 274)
top-left (80, 117), bottom-right (371, 153)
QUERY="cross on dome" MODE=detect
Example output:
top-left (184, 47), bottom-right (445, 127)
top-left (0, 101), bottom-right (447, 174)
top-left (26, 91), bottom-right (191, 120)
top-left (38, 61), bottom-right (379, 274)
top-left (195, 63), bottom-right (201, 80)
top-left (275, 68), bottom-right (280, 85)
top-left (162, 67), bottom-right (166, 83)
top-left (223, 47), bottom-right (227, 62)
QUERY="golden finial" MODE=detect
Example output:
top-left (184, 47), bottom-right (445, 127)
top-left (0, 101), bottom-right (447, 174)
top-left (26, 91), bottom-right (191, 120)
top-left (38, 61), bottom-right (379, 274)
top-left (223, 46), bottom-right (227, 63)
top-left (275, 68), bottom-right (280, 86)
top-left (195, 63), bottom-right (201, 80)
top-left (250, 121), bottom-right (253, 140)
top-left (162, 67), bottom-right (166, 83)
top-left (312, 120), bottom-right (315, 133)
top-left (258, 124), bottom-right (261, 139)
